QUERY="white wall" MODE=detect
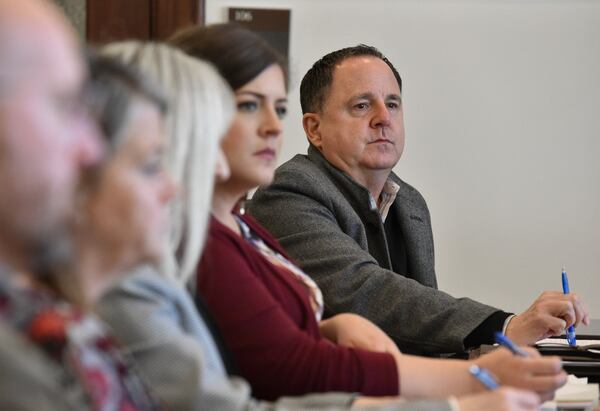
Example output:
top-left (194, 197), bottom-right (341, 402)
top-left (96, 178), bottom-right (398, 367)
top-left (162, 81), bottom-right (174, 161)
top-left (206, 0), bottom-right (600, 316)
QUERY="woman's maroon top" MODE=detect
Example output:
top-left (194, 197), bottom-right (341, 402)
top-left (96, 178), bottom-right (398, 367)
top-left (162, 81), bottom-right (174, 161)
top-left (196, 214), bottom-right (398, 400)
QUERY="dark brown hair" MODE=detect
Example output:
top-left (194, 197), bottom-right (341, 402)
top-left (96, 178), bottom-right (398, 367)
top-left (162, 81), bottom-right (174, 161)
top-left (168, 23), bottom-right (287, 91)
top-left (300, 44), bottom-right (402, 114)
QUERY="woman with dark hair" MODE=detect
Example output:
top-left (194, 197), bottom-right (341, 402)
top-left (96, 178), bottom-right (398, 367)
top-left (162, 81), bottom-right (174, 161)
top-left (170, 22), bottom-right (404, 397)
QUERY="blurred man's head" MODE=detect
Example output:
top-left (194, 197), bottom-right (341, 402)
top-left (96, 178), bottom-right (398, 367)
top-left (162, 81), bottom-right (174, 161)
top-left (0, 0), bottom-right (101, 272)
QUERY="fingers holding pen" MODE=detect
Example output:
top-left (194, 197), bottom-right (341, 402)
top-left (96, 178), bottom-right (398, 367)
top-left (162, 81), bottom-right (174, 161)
top-left (476, 348), bottom-right (566, 396)
top-left (506, 291), bottom-right (590, 344)
top-left (516, 355), bottom-right (566, 401)
top-left (554, 292), bottom-right (588, 328)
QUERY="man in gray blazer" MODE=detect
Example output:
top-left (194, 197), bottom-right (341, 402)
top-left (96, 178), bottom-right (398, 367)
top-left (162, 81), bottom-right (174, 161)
top-left (250, 44), bottom-right (589, 355)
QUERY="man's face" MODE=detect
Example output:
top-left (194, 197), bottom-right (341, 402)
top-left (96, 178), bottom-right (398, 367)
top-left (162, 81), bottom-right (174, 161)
top-left (305, 56), bottom-right (405, 186)
top-left (0, 13), bottom-right (101, 258)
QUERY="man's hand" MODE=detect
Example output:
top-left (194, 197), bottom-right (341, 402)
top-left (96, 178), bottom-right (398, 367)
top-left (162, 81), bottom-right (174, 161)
top-left (505, 291), bottom-right (590, 345)
top-left (474, 347), bottom-right (566, 401)
top-left (319, 313), bottom-right (401, 356)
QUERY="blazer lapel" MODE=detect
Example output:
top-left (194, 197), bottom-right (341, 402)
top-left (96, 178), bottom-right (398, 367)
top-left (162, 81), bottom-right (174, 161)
top-left (392, 177), bottom-right (437, 289)
top-left (307, 146), bottom-right (392, 269)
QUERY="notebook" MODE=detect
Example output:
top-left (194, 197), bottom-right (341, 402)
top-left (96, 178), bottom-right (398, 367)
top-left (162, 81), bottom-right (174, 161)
top-left (536, 338), bottom-right (600, 358)
top-left (536, 336), bottom-right (600, 383)
top-left (541, 375), bottom-right (599, 410)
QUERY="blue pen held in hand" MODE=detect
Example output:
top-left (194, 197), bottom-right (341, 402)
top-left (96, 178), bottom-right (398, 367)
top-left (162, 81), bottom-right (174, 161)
top-left (562, 268), bottom-right (577, 347)
top-left (472, 334), bottom-right (529, 391)
top-left (469, 365), bottom-right (500, 390)
top-left (494, 332), bottom-right (529, 357)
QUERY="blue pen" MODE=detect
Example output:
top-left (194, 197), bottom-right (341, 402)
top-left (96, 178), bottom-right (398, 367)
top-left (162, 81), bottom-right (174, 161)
top-left (494, 332), bottom-right (529, 357)
top-left (469, 364), bottom-right (500, 390)
top-left (562, 268), bottom-right (577, 347)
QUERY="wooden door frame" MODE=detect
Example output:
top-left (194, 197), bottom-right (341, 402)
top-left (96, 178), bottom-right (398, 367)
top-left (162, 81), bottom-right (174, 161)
top-left (86, 0), bottom-right (205, 42)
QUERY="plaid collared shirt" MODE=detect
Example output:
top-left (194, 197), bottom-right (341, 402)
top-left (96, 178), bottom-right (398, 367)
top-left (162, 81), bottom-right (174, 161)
top-left (368, 177), bottom-right (400, 222)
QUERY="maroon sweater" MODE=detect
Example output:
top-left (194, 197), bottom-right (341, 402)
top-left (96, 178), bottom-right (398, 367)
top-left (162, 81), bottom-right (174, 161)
top-left (197, 214), bottom-right (398, 401)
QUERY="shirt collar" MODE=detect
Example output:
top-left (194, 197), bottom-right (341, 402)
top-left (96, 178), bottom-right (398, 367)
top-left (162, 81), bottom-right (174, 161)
top-left (370, 176), bottom-right (400, 222)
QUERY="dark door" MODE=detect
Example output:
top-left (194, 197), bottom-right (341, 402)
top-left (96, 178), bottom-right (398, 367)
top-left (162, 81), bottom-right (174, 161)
top-left (87, 0), bottom-right (204, 43)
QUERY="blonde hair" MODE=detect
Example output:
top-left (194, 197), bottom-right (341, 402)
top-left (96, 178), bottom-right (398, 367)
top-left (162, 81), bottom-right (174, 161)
top-left (101, 42), bottom-right (234, 284)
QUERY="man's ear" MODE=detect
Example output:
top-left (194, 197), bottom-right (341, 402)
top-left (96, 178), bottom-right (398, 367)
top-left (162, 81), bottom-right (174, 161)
top-left (302, 113), bottom-right (323, 149)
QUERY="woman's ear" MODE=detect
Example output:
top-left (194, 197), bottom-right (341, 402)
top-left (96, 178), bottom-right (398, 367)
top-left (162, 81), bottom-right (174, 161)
top-left (302, 113), bottom-right (323, 149)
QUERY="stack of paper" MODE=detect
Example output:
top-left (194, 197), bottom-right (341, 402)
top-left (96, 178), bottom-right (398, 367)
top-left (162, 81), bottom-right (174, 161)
top-left (542, 375), bottom-right (599, 410)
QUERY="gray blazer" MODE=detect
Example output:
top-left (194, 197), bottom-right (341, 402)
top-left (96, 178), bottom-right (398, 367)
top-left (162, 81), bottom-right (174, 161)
top-left (96, 268), bottom-right (453, 411)
top-left (249, 146), bottom-right (499, 354)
